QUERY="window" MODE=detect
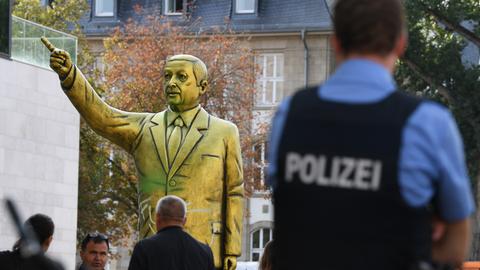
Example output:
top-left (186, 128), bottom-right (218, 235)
top-left (253, 141), bottom-right (268, 185)
top-left (165, 0), bottom-right (184, 15)
top-left (262, 204), bottom-right (269, 214)
top-left (251, 228), bottom-right (272, 261)
top-left (95, 0), bottom-right (115, 17)
top-left (256, 54), bottom-right (284, 106)
top-left (236, 0), bottom-right (255, 14)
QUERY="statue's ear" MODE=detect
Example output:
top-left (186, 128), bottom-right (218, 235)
top-left (199, 79), bottom-right (208, 95)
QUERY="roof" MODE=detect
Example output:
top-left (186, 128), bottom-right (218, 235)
top-left (80, 0), bottom-right (332, 37)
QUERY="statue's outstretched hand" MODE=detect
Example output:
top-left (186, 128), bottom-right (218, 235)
top-left (41, 37), bottom-right (73, 80)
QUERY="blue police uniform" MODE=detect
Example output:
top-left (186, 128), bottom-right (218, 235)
top-left (268, 59), bottom-right (475, 270)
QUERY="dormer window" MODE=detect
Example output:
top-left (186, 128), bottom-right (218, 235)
top-left (164, 0), bottom-right (184, 15)
top-left (235, 0), bottom-right (256, 14)
top-left (94, 0), bottom-right (115, 17)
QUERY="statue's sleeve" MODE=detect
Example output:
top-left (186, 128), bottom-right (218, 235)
top-left (224, 124), bottom-right (244, 256)
top-left (60, 65), bottom-right (147, 153)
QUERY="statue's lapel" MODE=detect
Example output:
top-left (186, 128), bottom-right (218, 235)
top-left (168, 108), bottom-right (209, 179)
top-left (149, 111), bottom-right (168, 173)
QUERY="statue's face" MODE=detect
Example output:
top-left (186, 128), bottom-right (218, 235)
top-left (164, 60), bottom-right (204, 112)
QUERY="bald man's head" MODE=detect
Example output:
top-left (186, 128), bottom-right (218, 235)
top-left (155, 195), bottom-right (187, 230)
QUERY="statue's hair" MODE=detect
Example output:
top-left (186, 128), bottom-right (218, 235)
top-left (167, 54), bottom-right (208, 86)
top-left (155, 195), bottom-right (187, 222)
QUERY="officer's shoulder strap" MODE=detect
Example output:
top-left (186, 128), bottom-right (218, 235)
top-left (388, 89), bottom-right (425, 118)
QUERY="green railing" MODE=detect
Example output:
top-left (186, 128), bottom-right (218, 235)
top-left (11, 15), bottom-right (77, 69)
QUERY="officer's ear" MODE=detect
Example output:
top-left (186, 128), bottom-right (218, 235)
top-left (199, 79), bottom-right (208, 95)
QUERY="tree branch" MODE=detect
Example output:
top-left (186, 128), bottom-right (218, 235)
top-left (420, 3), bottom-right (480, 47)
top-left (401, 56), bottom-right (453, 102)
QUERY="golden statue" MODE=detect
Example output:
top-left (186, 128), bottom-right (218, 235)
top-left (41, 37), bottom-right (243, 270)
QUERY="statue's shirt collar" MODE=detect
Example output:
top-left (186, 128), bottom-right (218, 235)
top-left (166, 105), bottom-right (200, 128)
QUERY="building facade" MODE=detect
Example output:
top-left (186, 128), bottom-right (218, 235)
top-left (0, 53), bottom-right (80, 269)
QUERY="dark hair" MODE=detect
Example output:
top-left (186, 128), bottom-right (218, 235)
top-left (333, 0), bottom-right (406, 56)
top-left (13, 213), bottom-right (55, 250)
top-left (81, 232), bottom-right (110, 251)
top-left (259, 240), bottom-right (275, 270)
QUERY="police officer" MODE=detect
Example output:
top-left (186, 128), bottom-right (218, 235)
top-left (267, 0), bottom-right (475, 269)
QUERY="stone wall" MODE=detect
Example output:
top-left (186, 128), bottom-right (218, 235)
top-left (0, 57), bottom-right (80, 269)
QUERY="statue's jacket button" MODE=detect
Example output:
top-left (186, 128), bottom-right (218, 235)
top-left (169, 180), bottom-right (176, 187)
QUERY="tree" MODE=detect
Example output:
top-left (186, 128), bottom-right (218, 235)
top-left (396, 0), bottom-right (480, 258)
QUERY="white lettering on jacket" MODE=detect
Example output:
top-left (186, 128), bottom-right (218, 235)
top-left (285, 152), bottom-right (382, 191)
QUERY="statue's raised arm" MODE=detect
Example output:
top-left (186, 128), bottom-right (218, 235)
top-left (41, 37), bottom-right (146, 153)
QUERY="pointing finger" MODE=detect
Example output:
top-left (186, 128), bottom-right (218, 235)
top-left (41, 37), bottom-right (55, 52)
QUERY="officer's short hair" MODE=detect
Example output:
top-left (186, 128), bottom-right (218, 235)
top-left (333, 0), bottom-right (406, 56)
top-left (155, 195), bottom-right (187, 222)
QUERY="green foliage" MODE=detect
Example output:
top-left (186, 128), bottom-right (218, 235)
top-left (395, 0), bottom-right (480, 259)
top-left (78, 122), bottom-right (139, 246)
top-left (397, 0), bottom-right (480, 181)
top-left (13, 0), bottom-right (89, 34)
top-left (13, 0), bottom-right (94, 67)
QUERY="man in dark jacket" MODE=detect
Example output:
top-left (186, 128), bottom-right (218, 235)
top-left (0, 213), bottom-right (55, 270)
top-left (128, 195), bottom-right (215, 270)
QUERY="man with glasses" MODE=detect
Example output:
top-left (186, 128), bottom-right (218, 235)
top-left (79, 233), bottom-right (109, 270)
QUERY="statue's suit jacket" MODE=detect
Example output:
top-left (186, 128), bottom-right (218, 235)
top-left (61, 67), bottom-right (243, 268)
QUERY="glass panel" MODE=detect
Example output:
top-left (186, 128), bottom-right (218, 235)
top-left (255, 55), bottom-right (264, 77)
top-left (276, 54), bottom-right (284, 78)
top-left (237, 0), bottom-right (255, 12)
top-left (11, 16), bottom-right (77, 69)
top-left (96, 0), bottom-right (114, 16)
top-left (265, 82), bottom-right (273, 104)
top-left (166, 0), bottom-right (183, 13)
top-left (265, 55), bottom-right (274, 77)
top-left (263, 228), bottom-right (271, 247)
top-left (252, 230), bottom-right (260, 248)
top-left (252, 252), bottom-right (260, 261)
top-left (275, 81), bottom-right (284, 103)
top-left (174, 0), bottom-right (183, 13)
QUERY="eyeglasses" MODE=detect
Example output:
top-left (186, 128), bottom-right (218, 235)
top-left (81, 232), bottom-right (110, 250)
top-left (86, 232), bottom-right (108, 240)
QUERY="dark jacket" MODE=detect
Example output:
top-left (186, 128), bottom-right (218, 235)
top-left (128, 226), bottom-right (215, 270)
top-left (0, 249), bottom-right (62, 270)
top-left (0, 250), bottom-right (23, 270)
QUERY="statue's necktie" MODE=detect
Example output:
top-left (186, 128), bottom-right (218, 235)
top-left (168, 117), bottom-right (184, 166)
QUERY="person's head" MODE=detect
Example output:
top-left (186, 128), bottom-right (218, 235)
top-left (155, 195), bottom-right (187, 231)
top-left (13, 213), bottom-right (55, 252)
top-left (332, 0), bottom-right (407, 70)
top-left (259, 240), bottom-right (275, 270)
top-left (163, 54), bottom-right (208, 112)
top-left (80, 233), bottom-right (109, 270)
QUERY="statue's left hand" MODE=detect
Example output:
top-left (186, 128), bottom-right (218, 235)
top-left (224, 256), bottom-right (237, 270)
